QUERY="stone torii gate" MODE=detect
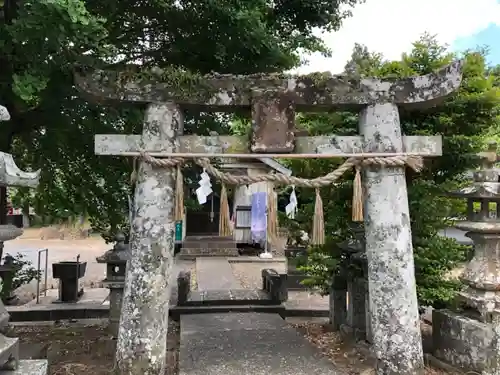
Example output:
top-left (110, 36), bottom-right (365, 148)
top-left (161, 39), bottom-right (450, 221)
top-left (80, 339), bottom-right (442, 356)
top-left (75, 62), bottom-right (463, 375)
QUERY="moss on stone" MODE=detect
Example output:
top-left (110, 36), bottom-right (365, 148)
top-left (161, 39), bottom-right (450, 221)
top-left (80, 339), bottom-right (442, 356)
top-left (117, 65), bottom-right (218, 101)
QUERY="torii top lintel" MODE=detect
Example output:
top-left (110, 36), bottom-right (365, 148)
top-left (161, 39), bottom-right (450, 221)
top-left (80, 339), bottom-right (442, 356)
top-left (74, 61), bottom-right (463, 111)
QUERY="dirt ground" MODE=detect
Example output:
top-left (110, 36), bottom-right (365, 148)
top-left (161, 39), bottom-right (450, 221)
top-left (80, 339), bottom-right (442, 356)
top-left (12, 319), bottom-right (456, 375)
top-left (10, 320), bottom-right (180, 375)
top-left (292, 322), bottom-right (461, 375)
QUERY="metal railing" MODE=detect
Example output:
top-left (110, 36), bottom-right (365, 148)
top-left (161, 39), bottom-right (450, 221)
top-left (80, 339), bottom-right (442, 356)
top-left (36, 248), bottom-right (48, 304)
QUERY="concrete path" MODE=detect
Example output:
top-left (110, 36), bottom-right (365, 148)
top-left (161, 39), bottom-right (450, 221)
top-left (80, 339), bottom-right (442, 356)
top-left (179, 312), bottom-right (342, 375)
top-left (196, 258), bottom-right (242, 290)
top-left (183, 259), bottom-right (340, 374)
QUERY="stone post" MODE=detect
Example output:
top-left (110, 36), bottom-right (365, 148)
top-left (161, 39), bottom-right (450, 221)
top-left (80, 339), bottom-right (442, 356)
top-left (360, 104), bottom-right (424, 375)
top-left (96, 232), bottom-right (130, 336)
top-left (115, 102), bottom-right (182, 375)
top-left (338, 223), bottom-right (370, 342)
top-left (329, 275), bottom-right (347, 331)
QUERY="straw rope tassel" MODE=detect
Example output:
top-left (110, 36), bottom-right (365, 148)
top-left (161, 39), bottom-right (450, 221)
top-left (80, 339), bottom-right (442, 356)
top-left (311, 188), bottom-right (325, 245)
top-left (219, 183), bottom-right (232, 236)
top-left (352, 165), bottom-right (364, 222)
top-left (174, 165), bottom-right (184, 221)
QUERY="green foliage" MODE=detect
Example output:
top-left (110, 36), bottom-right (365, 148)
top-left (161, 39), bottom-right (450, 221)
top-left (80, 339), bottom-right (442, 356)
top-left (1, 0), bottom-right (363, 241)
top-left (282, 34), bottom-right (500, 307)
top-left (1, 253), bottom-right (41, 302)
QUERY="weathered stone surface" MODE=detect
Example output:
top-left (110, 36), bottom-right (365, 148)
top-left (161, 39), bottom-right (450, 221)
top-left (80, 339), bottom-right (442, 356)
top-left (0, 106), bottom-right (9, 122)
top-left (95, 134), bottom-right (442, 156)
top-left (115, 102), bottom-right (182, 375)
top-left (251, 90), bottom-right (295, 152)
top-left (360, 103), bottom-right (424, 375)
top-left (432, 309), bottom-right (497, 374)
top-left (75, 61), bottom-right (463, 110)
top-left (179, 313), bottom-right (341, 375)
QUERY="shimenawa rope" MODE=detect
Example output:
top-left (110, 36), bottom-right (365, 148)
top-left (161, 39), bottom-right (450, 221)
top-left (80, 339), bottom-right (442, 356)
top-left (132, 152), bottom-right (423, 245)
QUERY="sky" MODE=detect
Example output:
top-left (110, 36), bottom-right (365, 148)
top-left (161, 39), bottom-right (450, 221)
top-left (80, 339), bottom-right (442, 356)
top-left (294, 0), bottom-right (500, 74)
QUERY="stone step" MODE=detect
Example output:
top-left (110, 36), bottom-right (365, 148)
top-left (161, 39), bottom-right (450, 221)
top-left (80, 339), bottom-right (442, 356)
top-left (179, 248), bottom-right (239, 258)
top-left (182, 241), bottom-right (237, 249)
top-left (0, 335), bottom-right (18, 371)
top-left (1, 359), bottom-right (47, 374)
top-left (184, 289), bottom-right (273, 306)
top-left (185, 235), bottom-right (233, 241)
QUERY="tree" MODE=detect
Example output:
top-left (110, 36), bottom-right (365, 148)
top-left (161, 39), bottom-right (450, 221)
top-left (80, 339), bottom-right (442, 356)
top-left (287, 34), bottom-right (500, 307)
top-left (1, 0), bottom-right (364, 241)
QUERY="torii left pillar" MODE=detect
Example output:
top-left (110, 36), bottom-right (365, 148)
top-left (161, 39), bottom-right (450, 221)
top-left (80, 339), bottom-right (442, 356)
top-left (115, 102), bottom-right (183, 374)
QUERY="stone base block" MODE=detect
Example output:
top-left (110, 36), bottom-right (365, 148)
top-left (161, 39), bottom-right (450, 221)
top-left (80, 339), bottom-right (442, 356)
top-left (432, 309), bottom-right (497, 374)
top-left (2, 360), bottom-right (47, 374)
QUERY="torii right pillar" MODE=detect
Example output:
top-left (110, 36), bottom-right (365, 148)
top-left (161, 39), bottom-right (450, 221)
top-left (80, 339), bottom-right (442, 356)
top-left (357, 63), bottom-right (463, 375)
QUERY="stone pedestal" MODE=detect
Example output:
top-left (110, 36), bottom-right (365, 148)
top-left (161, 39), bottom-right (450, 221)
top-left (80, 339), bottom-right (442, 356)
top-left (433, 310), bottom-right (496, 373)
top-left (96, 233), bottom-right (130, 336)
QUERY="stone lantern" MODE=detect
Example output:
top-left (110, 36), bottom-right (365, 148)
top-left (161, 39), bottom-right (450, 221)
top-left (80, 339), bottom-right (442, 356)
top-left (0, 104), bottom-right (47, 373)
top-left (96, 232), bottom-right (130, 335)
top-left (337, 222), bottom-right (371, 342)
top-left (433, 141), bottom-right (500, 374)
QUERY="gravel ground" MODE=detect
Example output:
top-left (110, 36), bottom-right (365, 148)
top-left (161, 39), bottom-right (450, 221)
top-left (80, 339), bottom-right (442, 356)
top-left (292, 322), bottom-right (458, 375)
top-left (230, 262), bottom-right (286, 289)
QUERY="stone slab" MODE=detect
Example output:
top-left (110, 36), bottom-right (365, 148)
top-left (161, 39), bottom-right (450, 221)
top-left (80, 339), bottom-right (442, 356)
top-left (196, 258), bottom-right (242, 291)
top-left (179, 313), bottom-right (342, 375)
top-left (4, 360), bottom-right (47, 374)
